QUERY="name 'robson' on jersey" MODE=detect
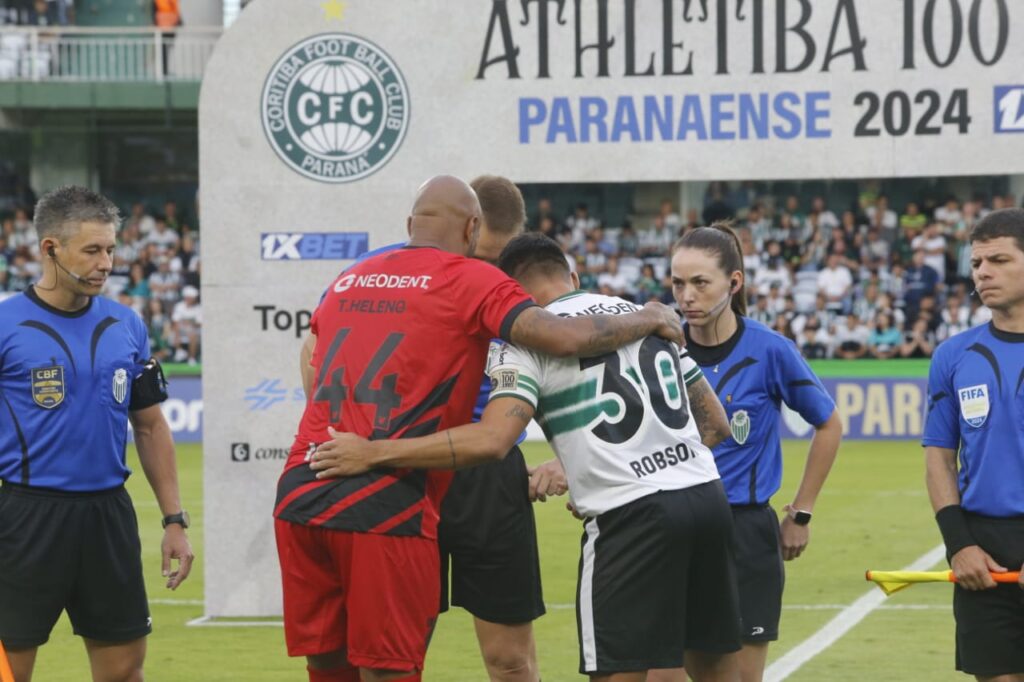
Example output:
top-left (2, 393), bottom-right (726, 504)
top-left (487, 291), bottom-right (718, 517)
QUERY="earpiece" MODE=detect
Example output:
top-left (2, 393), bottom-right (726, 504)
top-left (47, 246), bottom-right (55, 258)
top-left (730, 279), bottom-right (740, 294)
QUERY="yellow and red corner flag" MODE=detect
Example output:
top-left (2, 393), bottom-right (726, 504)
top-left (866, 569), bottom-right (1021, 596)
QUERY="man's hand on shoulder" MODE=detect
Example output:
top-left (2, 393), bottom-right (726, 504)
top-left (642, 301), bottom-right (684, 347)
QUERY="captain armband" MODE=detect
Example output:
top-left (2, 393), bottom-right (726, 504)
top-left (129, 357), bottom-right (169, 411)
top-left (935, 504), bottom-right (976, 558)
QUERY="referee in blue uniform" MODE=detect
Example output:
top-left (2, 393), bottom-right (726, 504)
top-left (924, 208), bottom-right (1024, 681)
top-left (0, 187), bottom-right (193, 682)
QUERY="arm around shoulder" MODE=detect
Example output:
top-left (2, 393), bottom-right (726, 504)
top-left (310, 397), bottom-right (536, 477)
top-left (508, 302), bottom-right (682, 358)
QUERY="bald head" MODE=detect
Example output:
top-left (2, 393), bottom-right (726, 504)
top-left (407, 175), bottom-right (482, 256)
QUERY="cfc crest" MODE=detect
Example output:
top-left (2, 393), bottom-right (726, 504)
top-left (730, 409), bottom-right (751, 445)
top-left (31, 365), bottom-right (65, 409)
top-left (113, 368), bottom-right (128, 404)
top-left (261, 33), bottom-right (410, 184)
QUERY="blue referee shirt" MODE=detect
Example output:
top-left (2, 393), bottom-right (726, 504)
top-left (922, 323), bottom-right (1024, 517)
top-left (684, 318), bottom-right (835, 505)
top-left (0, 288), bottom-right (151, 491)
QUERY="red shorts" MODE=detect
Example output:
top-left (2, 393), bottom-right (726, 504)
top-left (274, 519), bottom-right (440, 671)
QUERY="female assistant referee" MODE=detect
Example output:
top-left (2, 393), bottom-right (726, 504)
top-left (651, 223), bottom-right (843, 682)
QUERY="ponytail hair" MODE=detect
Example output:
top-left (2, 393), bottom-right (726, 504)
top-left (672, 221), bottom-right (747, 316)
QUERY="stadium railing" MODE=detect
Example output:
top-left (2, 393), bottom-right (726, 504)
top-left (0, 25), bottom-right (222, 82)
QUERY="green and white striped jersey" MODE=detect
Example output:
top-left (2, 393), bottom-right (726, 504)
top-left (487, 291), bottom-right (720, 516)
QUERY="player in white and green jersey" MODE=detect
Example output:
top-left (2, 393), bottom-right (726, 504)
top-left (309, 234), bottom-right (744, 682)
top-left (487, 291), bottom-right (717, 517)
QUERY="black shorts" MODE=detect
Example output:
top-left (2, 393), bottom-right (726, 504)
top-left (953, 513), bottom-right (1024, 676)
top-left (732, 504), bottom-right (785, 642)
top-left (576, 481), bottom-right (742, 676)
top-left (438, 445), bottom-right (545, 624)
top-left (0, 482), bottom-right (151, 648)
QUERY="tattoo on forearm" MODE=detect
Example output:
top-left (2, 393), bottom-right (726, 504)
top-left (582, 315), bottom-right (641, 356)
top-left (688, 381), bottom-right (719, 441)
top-left (505, 404), bottom-right (532, 422)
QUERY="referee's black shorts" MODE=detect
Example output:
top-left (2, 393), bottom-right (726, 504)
top-left (732, 503), bottom-right (785, 642)
top-left (0, 482), bottom-right (152, 648)
top-left (953, 513), bottom-right (1024, 677)
top-left (438, 445), bottom-right (545, 625)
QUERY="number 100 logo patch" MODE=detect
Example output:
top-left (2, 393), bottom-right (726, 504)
top-left (958, 384), bottom-right (990, 428)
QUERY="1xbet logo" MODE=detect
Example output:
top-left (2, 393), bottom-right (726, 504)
top-left (261, 232), bottom-right (368, 260)
top-left (994, 86), bottom-right (1024, 133)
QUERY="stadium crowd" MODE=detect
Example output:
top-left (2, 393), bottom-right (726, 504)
top-left (531, 183), bottom-right (1007, 361)
top-left (0, 180), bottom-right (1011, 366)
top-left (0, 197), bottom-right (202, 364)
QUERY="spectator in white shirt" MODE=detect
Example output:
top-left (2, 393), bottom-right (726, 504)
top-left (834, 313), bottom-right (870, 359)
top-left (933, 197), bottom-right (962, 229)
top-left (866, 195), bottom-right (899, 244)
top-left (910, 222), bottom-right (947, 281)
top-left (146, 216), bottom-right (180, 254)
top-left (639, 214), bottom-right (675, 257)
top-left (658, 199), bottom-right (681, 233)
top-left (753, 244), bottom-right (792, 296)
top-left (148, 256), bottom-right (181, 315)
top-left (126, 202), bottom-right (156, 237)
top-left (817, 252), bottom-right (853, 313)
top-left (597, 256), bottom-right (632, 299)
top-left (565, 203), bottom-right (599, 250)
top-left (937, 295), bottom-right (970, 341)
top-left (744, 203), bottom-right (771, 249)
top-left (808, 196), bottom-right (839, 233)
top-left (171, 285), bottom-right (202, 364)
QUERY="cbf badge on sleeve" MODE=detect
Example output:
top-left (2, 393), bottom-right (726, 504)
top-left (957, 384), bottom-right (990, 428)
top-left (31, 365), bottom-right (65, 408)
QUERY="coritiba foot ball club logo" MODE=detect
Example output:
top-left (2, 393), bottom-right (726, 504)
top-left (262, 33), bottom-right (410, 183)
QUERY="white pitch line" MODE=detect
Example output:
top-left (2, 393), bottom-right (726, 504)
top-left (186, 616), bottom-right (283, 628)
top-left (764, 544), bottom-right (947, 682)
top-left (546, 602), bottom-right (947, 612)
top-left (178, 591), bottom-right (950, 629)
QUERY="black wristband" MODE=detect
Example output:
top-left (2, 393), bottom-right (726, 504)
top-left (935, 504), bottom-right (976, 557)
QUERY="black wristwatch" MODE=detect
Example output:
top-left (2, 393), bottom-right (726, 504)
top-left (162, 511), bottom-right (190, 529)
top-left (789, 508), bottom-right (813, 526)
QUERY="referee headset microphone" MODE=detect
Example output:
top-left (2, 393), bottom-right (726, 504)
top-left (47, 244), bottom-right (87, 283)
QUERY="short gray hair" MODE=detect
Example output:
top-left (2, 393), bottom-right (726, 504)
top-left (34, 186), bottom-right (121, 243)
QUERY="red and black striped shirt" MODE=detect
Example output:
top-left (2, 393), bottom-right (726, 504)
top-left (274, 246), bottom-right (534, 538)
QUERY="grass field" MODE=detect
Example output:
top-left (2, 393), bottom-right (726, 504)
top-left (28, 439), bottom-right (965, 681)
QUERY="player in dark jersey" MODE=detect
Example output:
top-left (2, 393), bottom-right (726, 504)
top-left (923, 208), bottom-right (1024, 681)
top-left (0, 186), bottom-right (193, 682)
top-left (437, 176), bottom-right (556, 682)
top-left (275, 175), bottom-right (684, 682)
top-left (657, 224), bottom-right (841, 682)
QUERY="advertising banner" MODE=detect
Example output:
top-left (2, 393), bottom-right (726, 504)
top-left (199, 0), bottom-right (1020, 617)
